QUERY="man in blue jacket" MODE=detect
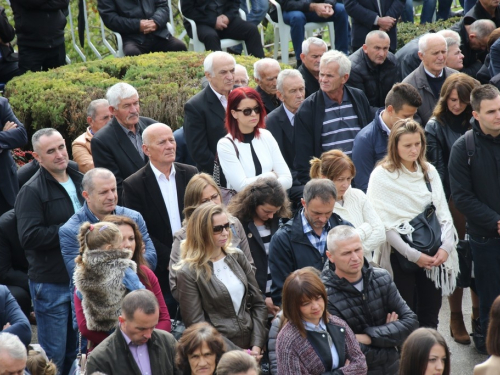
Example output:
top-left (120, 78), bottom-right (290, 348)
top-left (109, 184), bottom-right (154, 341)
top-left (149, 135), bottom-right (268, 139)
top-left (352, 83), bottom-right (421, 192)
top-left (0, 286), bottom-right (31, 347)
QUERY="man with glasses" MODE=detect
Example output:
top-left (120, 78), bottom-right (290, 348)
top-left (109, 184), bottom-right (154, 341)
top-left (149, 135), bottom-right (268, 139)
top-left (123, 123), bottom-right (198, 316)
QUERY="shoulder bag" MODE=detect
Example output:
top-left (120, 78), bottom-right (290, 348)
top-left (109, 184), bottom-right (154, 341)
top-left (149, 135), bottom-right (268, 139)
top-left (213, 137), bottom-right (239, 205)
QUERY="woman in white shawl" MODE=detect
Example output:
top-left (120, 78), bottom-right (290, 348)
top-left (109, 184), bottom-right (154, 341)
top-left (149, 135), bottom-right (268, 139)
top-left (367, 119), bottom-right (459, 329)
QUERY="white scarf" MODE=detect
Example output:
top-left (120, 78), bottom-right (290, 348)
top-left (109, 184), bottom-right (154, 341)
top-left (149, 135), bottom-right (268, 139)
top-left (367, 162), bottom-right (459, 296)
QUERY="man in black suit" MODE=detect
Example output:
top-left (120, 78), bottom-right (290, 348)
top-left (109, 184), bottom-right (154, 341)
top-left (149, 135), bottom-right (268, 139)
top-left (91, 82), bottom-right (157, 203)
top-left (298, 37), bottom-right (327, 98)
top-left (180, 0), bottom-right (264, 57)
top-left (254, 58), bottom-right (281, 114)
top-left (122, 123), bottom-right (198, 316)
top-left (0, 97), bottom-right (27, 216)
top-left (184, 51), bottom-right (234, 176)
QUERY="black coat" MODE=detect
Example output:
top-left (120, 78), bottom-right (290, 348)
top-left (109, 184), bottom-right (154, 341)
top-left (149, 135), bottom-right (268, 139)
top-left (17, 159), bottom-right (79, 189)
top-left (10, 0), bottom-right (69, 48)
top-left (465, 1), bottom-right (500, 27)
top-left (278, 0), bottom-right (337, 12)
top-left (294, 85), bottom-right (372, 185)
top-left (321, 260), bottom-right (418, 375)
top-left (180, 0), bottom-right (240, 33)
top-left (298, 63), bottom-right (320, 98)
top-left (122, 162), bottom-right (198, 293)
top-left (450, 19), bottom-right (483, 79)
top-left (15, 165), bottom-right (84, 283)
top-left (348, 48), bottom-right (400, 116)
top-left (98, 0), bottom-right (172, 43)
top-left (257, 85), bottom-right (280, 115)
top-left (0, 6), bottom-right (18, 64)
top-left (265, 104), bottom-right (294, 171)
top-left (449, 118), bottom-right (500, 238)
top-left (183, 85), bottom-right (227, 174)
top-left (91, 116), bottom-right (156, 203)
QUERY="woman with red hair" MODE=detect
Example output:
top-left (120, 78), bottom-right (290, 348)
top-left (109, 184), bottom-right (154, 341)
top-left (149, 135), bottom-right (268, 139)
top-left (216, 87), bottom-right (292, 192)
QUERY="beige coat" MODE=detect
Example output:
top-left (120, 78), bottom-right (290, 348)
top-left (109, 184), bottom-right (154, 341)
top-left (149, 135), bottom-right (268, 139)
top-left (72, 127), bottom-right (94, 173)
top-left (474, 355), bottom-right (500, 375)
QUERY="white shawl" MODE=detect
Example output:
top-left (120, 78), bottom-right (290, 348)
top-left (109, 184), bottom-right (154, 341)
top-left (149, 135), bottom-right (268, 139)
top-left (366, 162), bottom-right (459, 296)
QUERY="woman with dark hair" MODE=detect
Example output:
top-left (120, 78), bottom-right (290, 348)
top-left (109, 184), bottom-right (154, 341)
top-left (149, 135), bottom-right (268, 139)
top-left (367, 119), bottom-right (459, 329)
top-left (309, 149), bottom-right (385, 263)
top-left (169, 173), bottom-right (254, 301)
top-left (276, 267), bottom-right (367, 375)
top-left (399, 328), bottom-right (450, 375)
top-left (217, 86), bottom-right (292, 192)
top-left (425, 73), bottom-right (481, 346)
top-left (74, 215), bottom-right (170, 349)
top-left (474, 295), bottom-right (500, 374)
top-left (174, 203), bottom-right (267, 356)
top-left (227, 177), bottom-right (292, 316)
top-left (175, 322), bottom-right (226, 375)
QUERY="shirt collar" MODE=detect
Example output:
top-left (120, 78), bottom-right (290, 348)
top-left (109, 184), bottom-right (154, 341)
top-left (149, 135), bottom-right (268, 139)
top-left (322, 89), bottom-right (348, 107)
top-left (378, 110), bottom-right (391, 135)
top-left (424, 66), bottom-right (444, 78)
top-left (118, 121), bottom-right (138, 135)
top-left (303, 318), bottom-right (327, 332)
top-left (209, 83), bottom-right (228, 106)
top-left (283, 104), bottom-right (295, 125)
top-left (301, 209), bottom-right (331, 235)
top-left (150, 162), bottom-right (176, 180)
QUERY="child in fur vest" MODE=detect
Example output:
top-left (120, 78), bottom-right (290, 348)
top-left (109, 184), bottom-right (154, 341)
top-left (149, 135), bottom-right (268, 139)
top-left (73, 221), bottom-right (145, 333)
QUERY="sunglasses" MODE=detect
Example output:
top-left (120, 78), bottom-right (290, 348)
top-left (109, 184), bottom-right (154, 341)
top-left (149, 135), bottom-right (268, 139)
top-left (213, 222), bottom-right (230, 234)
top-left (234, 106), bottom-right (261, 116)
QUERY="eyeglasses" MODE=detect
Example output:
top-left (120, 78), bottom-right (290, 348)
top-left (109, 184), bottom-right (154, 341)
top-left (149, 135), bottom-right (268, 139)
top-left (201, 193), bottom-right (220, 204)
top-left (213, 222), bottom-right (230, 234)
top-left (234, 106), bottom-right (261, 116)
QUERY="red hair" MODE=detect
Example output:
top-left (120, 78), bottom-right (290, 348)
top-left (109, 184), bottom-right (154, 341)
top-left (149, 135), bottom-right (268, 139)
top-left (225, 87), bottom-right (267, 142)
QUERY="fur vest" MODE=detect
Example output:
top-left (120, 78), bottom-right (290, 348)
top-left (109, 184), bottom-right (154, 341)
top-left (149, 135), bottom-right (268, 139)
top-left (74, 248), bottom-right (135, 332)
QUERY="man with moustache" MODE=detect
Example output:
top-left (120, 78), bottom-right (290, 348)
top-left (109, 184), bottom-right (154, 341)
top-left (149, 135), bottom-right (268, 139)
top-left (91, 82), bottom-right (157, 203)
top-left (298, 37), bottom-right (328, 98)
top-left (254, 58), bottom-right (281, 114)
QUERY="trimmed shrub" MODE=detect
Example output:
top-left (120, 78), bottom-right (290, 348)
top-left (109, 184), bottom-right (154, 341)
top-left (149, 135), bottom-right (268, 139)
top-left (397, 17), bottom-right (462, 50)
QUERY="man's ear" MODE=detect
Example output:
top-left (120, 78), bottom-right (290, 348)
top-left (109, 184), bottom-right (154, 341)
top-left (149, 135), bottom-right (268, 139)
top-left (326, 250), bottom-right (334, 262)
top-left (417, 51), bottom-right (424, 61)
top-left (472, 110), bottom-right (480, 121)
top-left (33, 151), bottom-right (41, 163)
top-left (82, 190), bottom-right (89, 201)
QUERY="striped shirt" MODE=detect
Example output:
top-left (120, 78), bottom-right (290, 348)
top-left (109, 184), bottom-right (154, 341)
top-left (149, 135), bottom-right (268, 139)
top-left (321, 90), bottom-right (361, 155)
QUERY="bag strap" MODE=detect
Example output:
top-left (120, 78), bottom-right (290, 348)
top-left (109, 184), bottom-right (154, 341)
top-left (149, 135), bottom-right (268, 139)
top-left (225, 135), bottom-right (240, 158)
top-left (465, 129), bottom-right (475, 166)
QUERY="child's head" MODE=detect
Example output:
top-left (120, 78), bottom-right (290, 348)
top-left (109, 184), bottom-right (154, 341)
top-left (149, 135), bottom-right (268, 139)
top-left (76, 221), bottom-right (123, 264)
top-left (26, 345), bottom-right (57, 375)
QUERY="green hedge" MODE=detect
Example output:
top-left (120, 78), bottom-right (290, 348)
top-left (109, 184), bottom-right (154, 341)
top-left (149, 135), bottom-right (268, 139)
top-left (397, 17), bottom-right (462, 50)
top-left (4, 52), bottom-right (290, 147)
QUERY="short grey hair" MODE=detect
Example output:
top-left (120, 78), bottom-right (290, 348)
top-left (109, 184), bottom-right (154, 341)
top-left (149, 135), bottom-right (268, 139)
top-left (122, 289), bottom-right (159, 320)
top-left (302, 37), bottom-right (328, 56)
top-left (203, 51), bottom-right (236, 77)
top-left (276, 69), bottom-right (304, 93)
top-left (216, 351), bottom-right (259, 375)
top-left (0, 332), bottom-right (27, 361)
top-left (365, 30), bottom-right (390, 44)
top-left (253, 58), bottom-right (281, 80)
top-left (320, 50), bottom-right (351, 76)
top-left (303, 178), bottom-right (337, 204)
top-left (106, 82), bottom-right (138, 108)
top-left (142, 123), bottom-right (170, 145)
top-left (470, 19), bottom-right (496, 40)
top-left (418, 33), bottom-right (447, 54)
top-left (235, 64), bottom-right (249, 80)
top-left (87, 99), bottom-right (109, 119)
top-left (82, 168), bottom-right (115, 193)
top-left (327, 225), bottom-right (360, 253)
top-left (32, 128), bottom-right (60, 153)
top-left (437, 29), bottom-right (461, 44)
top-left (445, 37), bottom-right (460, 50)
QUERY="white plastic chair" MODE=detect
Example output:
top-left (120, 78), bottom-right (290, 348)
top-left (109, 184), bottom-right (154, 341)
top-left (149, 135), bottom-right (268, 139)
top-left (267, 0), bottom-right (335, 64)
top-left (178, 0), bottom-right (248, 54)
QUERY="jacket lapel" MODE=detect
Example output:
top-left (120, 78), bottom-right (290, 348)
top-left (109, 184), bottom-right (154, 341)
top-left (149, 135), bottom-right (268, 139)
top-left (111, 118), bottom-right (146, 169)
top-left (326, 322), bottom-right (346, 367)
top-left (174, 163), bottom-right (186, 218)
top-left (205, 86), bottom-right (226, 122)
top-left (277, 106), bottom-right (294, 145)
top-left (143, 163), bottom-right (170, 228)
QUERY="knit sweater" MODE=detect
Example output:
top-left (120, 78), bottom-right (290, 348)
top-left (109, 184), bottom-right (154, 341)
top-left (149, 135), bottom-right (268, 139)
top-left (276, 315), bottom-right (367, 375)
top-left (334, 187), bottom-right (385, 262)
top-left (366, 162), bottom-right (459, 296)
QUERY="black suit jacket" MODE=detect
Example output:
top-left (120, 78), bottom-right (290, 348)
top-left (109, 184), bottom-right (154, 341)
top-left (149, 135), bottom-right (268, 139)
top-left (266, 105), bottom-right (294, 171)
top-left (256, 85), bottom-right (280, 115)
top-left (0, 97), bottom-right (27, 209)
top-left (122, 162), bottom-right (198, 292)
top-left (183, 85), bottom-right (227, 174)
top-left (298, 63), bottom-right (320, 98)
top-left (91, 116), bottom-right (156, 203)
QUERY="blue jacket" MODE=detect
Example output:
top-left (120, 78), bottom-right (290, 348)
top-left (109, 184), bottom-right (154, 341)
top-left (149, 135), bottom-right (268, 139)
top-left (0, 285), bottom-right (31, 346)
top-left (59, 202), bottom-right (157, 281)
top-left (352, 109), bottom-right (388, 193)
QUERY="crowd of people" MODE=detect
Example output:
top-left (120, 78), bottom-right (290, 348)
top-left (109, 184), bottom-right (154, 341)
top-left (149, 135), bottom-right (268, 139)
top-left (2, 0), bottom-right (500, 373)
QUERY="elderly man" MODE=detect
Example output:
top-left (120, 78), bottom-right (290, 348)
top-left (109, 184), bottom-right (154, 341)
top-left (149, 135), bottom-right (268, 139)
top-left (91, 82), bottom-right (157, 203)
top-left (0, 333), bottom-right (28, 375)
top-left (86, 290), bottom-right (179, 375)
top-left (184, 51), bottom-right (235, 176)
top-left (348, 31), bottom-right (400, 116)
top-left (72, 99), bottom-right (112, 173)
top-left (294, 50), bottom-right (372, 185)
top-left (59, 168), bottom-right (157, 281)
top-left (268, 179), bottom-right (352, 306)
top-left (298, 37), bottom-right (327, 98)
top-left (254, 58), bottom-right (282, 114)
top-left (123, 123), bottom-right (198, 316)
top-left (15, 128), bottom-right (84, 375)
top-left (321, 226), bottom-right (418, 375)
top-left (180, 0), bottom-right (264, 57)
top-left (403, 33), bottom-right (458, 126)
top-left (98, 0), bottom-right (187, 56)
top-left (234, 64), bottom-right (249, 86)
top-left (449, 19), bottom-right (495, 78)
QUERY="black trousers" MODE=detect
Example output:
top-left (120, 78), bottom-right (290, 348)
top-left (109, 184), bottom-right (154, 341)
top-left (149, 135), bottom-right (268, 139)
top-left (7, 284), bottom-right (31, 320)
top-left (123, 35), bottom-right (187, 56)
top-left (18, 44), bottom-right (66, 74)
top-left (193, 17), bottom-right (264, 57)
top-left (390, 252), bottom-right (442, 328)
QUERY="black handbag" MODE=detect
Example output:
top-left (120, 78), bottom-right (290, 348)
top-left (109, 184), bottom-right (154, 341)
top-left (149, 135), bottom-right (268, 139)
top-left (213, 137), bottom-right (239, 205)
top-left (170, 306), bottom-right (186, 341)
top-left (395, 181), bottom-right (442, 273)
